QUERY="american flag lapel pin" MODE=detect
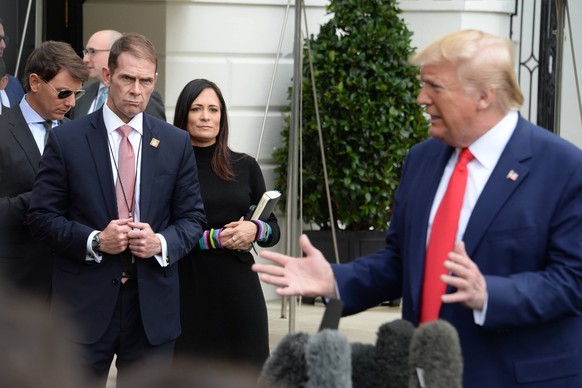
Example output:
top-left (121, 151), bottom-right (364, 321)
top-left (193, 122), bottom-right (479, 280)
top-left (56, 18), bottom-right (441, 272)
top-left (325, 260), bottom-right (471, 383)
top-left (506, 169), bottom-right (519, 181)
top-left (150, 138), bottom-right (160, 148)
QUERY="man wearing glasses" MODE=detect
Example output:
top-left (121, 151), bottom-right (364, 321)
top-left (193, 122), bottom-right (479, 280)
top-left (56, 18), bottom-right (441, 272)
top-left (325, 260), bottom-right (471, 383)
top-left (69, 29), bottom-right (166, 121)
top-left (0, 41), bottom-right (88, 301)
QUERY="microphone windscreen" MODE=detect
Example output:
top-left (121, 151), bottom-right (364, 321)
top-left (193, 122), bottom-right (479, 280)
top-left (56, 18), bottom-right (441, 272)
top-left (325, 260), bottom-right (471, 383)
top-left (351, 342), bottom-right (376, 388)
top-left (318, 298), bottom-right (343, 332)
top-left (258, 332), bottom-right (310, 388)
top-left (305, 329), bottom-right (352, 388)
top-left (408, 319), bottom-right (463, 388)
top-left (375, 319), bottom-right (415, 388)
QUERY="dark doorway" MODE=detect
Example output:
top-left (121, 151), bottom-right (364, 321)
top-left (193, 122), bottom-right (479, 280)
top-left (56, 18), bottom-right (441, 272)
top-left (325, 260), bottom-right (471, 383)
top-left (44, 0), bottom-right (84, 54)
top-left (1, 0), bottom-right (37, 80)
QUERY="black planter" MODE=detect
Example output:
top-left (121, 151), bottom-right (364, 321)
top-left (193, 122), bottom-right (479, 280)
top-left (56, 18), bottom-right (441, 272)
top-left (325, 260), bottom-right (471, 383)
top-left (303, 230), bottom-right (387, 264)
top-left (301, 230), bottom-right (388, 305)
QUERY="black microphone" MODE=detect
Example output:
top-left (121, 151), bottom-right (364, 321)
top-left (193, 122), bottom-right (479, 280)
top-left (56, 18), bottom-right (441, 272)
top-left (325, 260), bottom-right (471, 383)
top-left (351, 342), bottom-right (376, 388)
top-left (408, 319), bottom-right (463, 388)
top-left (257, 331), bottom-right (310, 388)
top-left (318, 298), bottom-right (343, 331)
top-left (351, 319), bottom-right (414, 387)
top-left (305, 329), bottom-right (352, 388)
top-left (375, 319), bottom-right (415, 388)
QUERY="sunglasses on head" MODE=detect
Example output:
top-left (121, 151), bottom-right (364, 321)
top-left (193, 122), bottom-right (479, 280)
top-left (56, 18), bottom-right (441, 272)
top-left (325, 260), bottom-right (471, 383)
top-left (42, 78), bottom-right (85, 100)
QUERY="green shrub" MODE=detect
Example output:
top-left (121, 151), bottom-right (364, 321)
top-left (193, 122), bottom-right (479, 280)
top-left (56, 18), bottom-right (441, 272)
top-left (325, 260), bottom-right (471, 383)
top-left (273, 0), bottom-right (429, 231)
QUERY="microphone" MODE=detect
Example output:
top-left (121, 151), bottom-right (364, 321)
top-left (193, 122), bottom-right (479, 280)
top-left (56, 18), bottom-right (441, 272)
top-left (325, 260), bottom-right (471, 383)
top-left (351, 319), bottom-right (414, 387)
top-left (351, 342), bottom-right (375, 388)
top-left (408, 319), bottom-right (463, 388)
top-left (375, 319), bottom-right (415, 388)
top-left (257, 331), bottom-right (310, 387)
top-left (318, 298), bottom-right (343, 331)
top-left (305, 329), bottom-right (352, 388)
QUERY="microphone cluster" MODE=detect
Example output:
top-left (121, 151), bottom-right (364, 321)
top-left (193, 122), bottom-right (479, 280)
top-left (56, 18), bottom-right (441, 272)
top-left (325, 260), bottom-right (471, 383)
top-left (258, 314), bottom-right (462, 387)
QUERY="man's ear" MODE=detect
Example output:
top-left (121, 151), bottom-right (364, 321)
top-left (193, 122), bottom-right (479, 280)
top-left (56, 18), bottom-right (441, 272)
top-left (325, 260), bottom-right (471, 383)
top-left (476, 88), bottom-right (496, 110)
top-left (102, 66), bottom-right (111, 87)
top-left (28, 73), bottom-right (42, 93)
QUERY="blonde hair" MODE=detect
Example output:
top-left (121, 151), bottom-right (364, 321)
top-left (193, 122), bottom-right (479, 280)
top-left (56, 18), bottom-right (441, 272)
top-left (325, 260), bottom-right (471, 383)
top-left (410, 29), bottom-right (524, 111)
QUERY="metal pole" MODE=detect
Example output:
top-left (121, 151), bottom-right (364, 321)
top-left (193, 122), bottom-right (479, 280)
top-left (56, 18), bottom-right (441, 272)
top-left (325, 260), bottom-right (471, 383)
top-left (283, 0), bottom-right (303, 334)
top-left (15, 0), bottom-right (34, 78)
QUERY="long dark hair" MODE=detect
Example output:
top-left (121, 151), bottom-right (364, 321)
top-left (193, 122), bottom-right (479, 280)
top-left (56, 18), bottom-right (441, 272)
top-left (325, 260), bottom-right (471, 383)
top-left (173, 79), bottom-right (235, 181)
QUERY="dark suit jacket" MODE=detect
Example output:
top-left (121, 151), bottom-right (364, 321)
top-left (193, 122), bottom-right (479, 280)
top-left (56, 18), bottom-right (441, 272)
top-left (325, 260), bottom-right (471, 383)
top-left (4, 74), bottom-right (24, 107)
top-left (68, 81), bottom-right (167, 121)
top-left (27, 109), bottom-right (206, 345)
top-left (0, 106), bottom-right (53, 298)
top-left (333, 116), bottom-right (582, 387)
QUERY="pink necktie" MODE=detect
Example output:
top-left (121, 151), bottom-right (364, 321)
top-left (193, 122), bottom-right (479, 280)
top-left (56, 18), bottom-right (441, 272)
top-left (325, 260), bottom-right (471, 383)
top-left (116, 125), bottom-right (136, 218)
top-left (420, 148), bottom-right (474, 323)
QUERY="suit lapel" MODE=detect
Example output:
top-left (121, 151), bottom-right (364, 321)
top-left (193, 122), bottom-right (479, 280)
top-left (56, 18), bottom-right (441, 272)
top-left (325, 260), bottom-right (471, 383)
top-left (463, 118), bottom-right (532, 259)
top-left (7, 107), bottom-right (42, 173)
top-left (86, 113), bottom-right (118, 220)
top-left (73, 82), bottom-right (98, 118)
top-left (139, 116), bottom-right (159, 222)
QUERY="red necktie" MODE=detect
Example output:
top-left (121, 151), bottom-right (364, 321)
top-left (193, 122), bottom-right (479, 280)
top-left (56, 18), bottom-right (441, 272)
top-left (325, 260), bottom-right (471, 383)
top-left (116, 125), bottom-right (136, 218)
top-left (420, 148), bottom-right (474, 323)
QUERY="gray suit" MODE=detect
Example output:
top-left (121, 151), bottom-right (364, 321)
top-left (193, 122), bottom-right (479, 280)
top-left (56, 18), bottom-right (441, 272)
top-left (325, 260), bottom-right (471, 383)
top-left (68, 81), bottom-right (167, 121)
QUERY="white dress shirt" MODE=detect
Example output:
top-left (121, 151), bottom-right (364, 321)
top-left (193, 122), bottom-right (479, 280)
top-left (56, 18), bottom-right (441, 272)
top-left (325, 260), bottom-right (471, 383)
top-left (19, 96), bottom-right (56, 154)
top-left (427, 110), bottom-right (519, 324)
top-left (87, 103), bottom-right (169, 267)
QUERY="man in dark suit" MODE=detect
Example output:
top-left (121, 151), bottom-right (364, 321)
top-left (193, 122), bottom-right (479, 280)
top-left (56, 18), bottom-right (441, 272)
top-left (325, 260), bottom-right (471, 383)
top-left (0, 58), bottom-right (9, 114)
top-left (69, 29), bottom-right (166, 121)
top-left (0, 41), bottom-right (88, 301)
top-left (0, 17), bottom-right (25, 107)
top-left (253, 29), bottom-right (582, 387)
top-left (28, 33), bottom-right (206, 387)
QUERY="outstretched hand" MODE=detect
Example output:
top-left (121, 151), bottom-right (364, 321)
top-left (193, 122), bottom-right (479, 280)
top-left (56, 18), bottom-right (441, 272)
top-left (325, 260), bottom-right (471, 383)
top-left (252, 234), bottom-right (337, 298)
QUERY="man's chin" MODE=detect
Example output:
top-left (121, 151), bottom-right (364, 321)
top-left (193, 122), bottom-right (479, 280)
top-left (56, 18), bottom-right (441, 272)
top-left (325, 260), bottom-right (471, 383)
top-left (428, 125), bottom-right (445, 140)
top-left (122, 106), bottom-right (145, 119)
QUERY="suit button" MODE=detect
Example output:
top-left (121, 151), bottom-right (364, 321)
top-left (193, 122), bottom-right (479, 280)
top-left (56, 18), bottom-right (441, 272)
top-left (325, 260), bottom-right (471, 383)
top-left (112, 278), bottom-right (119, 285)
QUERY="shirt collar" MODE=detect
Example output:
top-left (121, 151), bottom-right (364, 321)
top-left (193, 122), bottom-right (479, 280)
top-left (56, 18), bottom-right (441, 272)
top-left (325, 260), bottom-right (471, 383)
top-left (20, 95), bottom-right (55, 126)
top-left (102, 102), bottom-right (144, 136)
top-left (467, 110), bottom-right (519, 171)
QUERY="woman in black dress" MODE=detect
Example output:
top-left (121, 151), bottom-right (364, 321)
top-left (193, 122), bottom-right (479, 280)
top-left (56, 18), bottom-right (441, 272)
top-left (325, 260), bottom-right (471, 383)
top-left (173, 79), bottom-right (280, 369)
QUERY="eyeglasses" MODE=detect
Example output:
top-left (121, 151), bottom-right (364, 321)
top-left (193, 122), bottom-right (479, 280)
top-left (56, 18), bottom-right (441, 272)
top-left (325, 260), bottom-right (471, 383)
top-left (82, 48), bottom-right (110, 57)
top-left (0, 35), bottom-right (9, 43)
top-left (42, 79), bottom-right (85, 100)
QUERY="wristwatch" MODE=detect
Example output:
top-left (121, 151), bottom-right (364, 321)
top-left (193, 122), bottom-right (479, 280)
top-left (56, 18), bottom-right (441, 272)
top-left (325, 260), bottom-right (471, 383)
top-left (92, 233), bottom-right (102, 255)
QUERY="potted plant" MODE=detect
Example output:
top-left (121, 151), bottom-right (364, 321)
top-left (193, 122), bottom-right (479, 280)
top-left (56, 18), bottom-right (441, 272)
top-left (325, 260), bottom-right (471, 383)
top-left (273, 0), bottom-right (429, 263)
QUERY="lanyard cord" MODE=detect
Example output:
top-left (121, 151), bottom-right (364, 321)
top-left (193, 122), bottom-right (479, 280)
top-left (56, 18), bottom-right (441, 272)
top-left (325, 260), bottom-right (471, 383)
top-left (107, 130), bottom-right (143, 217)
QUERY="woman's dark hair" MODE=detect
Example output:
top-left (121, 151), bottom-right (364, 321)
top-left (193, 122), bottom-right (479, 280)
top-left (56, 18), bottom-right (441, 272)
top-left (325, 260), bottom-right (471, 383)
top-left (174, 78), bottom-right (235, 181)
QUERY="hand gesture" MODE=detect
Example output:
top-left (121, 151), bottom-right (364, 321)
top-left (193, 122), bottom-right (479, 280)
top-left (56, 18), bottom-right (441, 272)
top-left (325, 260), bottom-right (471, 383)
top-left (441, 241), bottom-right (487, 311)
top-left (252, 234), bottom-right (337, 298)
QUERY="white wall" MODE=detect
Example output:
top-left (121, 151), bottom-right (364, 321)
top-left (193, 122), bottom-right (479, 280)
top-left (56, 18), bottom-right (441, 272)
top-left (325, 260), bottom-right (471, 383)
top-left (558, 1), bottom-right (582, 147)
